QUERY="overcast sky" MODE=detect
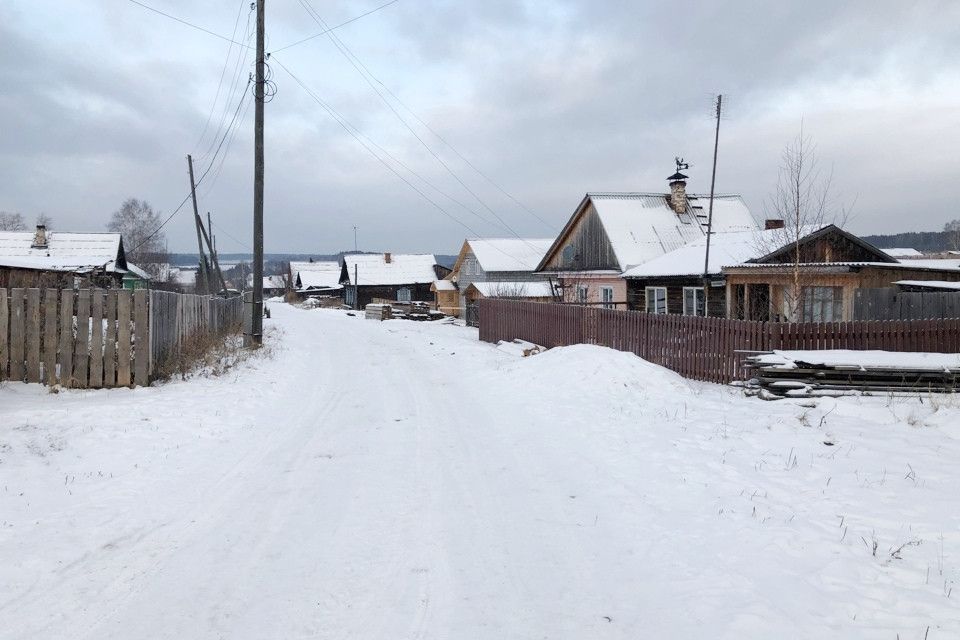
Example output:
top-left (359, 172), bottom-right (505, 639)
top-left (2, 1), bottom-right (959, 254)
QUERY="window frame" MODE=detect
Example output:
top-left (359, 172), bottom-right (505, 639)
top-left (600, 285), bottom-right (615, 309)
top-left (397, 287), bottom-right (412, 302)
top-left (682, 286), bottom-right (706, 316)
top-left (645, 286), bottom-right (667, 314)
top-left (575, 285), bottom-right (589, 304)
top-left (801, 285), bottom-right (843, 322)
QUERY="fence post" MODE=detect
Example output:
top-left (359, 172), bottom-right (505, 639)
top-left (25, 288), bottom-right (41, 383)
top-left (134, 290), bottom-right (149, 386)
top-left (0, 288), bottom-right (7, 381)
top-left (9, 289), bottom-right (25, 382)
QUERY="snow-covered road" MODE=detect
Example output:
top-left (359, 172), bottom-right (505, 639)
top-left (2, 304), bottom-right (958, 639)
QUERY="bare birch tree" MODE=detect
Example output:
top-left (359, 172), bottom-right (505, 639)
top-left (764, 127), bottom-right (845, 321)
top-left (0, 211), bottom-right (27, 231)
top-left (107, 198), bottom-right (169, 278)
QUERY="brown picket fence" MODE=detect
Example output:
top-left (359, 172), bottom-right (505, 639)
top-left (478, 299), bottom-right (960, 384)
top-left (0, 288), bottom-right (242, 388)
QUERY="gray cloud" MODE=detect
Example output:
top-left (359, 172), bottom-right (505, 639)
top-left (2, 0), bottom-right (959, 254)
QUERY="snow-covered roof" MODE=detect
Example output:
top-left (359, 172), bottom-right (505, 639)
top-left (125, 263), bottom-right (152, 280)
top-left (893, 259), bottom-right (960, 271)
top-left (879, 247), bottom-right (922, 257)
top-left (623, 226), bottom-right (819, 278)
top-left (583, 192), bottom-right (757, 270)
top-left (465, 281), bottom-right (554, 298)
top-left (169, 268), bottom-right (197, 286)
top-left (342, 253), bottom-right (438, 286)
top-left (895, 280), bottom-right (960, 290)
top-left (467, 238), bottom-right (555, 272)
top-left (431, 279), bottom-right (457, 291)
top-left (292, 261), bottom-right (341, 290)
top-left (0, 230), bottom-right (124, 273)
top-left (298, 270), bottom-right (342, 290)
top-left (263, 275), bottom-right (286, 289)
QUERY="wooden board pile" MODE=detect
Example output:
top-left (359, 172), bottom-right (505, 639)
top-left (742, 350), bottom-right (960, 398)
top-left (364, 303), bottom-right (391, 321)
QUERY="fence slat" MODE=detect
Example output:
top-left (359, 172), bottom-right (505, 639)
top-left (59, 290), bottom-right (74, 387)
top-left (0, 288), bottom-right (7, 381)
top-left (134, 290), bottom-right (149, 386)
top-left (104, 291), bottom-right (117, 387)
top-left (25, 289), bottom-right (41, 383)
top-left (73, 289), bottom-right (90, 388)
top-left (89, 290), bottom-right (104, 388)
top-left (9, 289), bottom-right (25, 382)
top-left (117, 290), bottom-right (132, 387)
top-left (43, 289), bottom-right (58, 385)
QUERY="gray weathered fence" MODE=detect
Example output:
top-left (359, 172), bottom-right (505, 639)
top-left (854, 288), bottom-right (960, 320)
top-left (0, 288), bottom-right (242, 388)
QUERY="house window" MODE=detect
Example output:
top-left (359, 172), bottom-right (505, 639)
top-left (600, 286), bottom-right (615, 309)
top-left (802, 286), bottom-right (843, 322)
top-left (682, 287), bottom-right (705, 316)
top-left (397, 287), bottom-right (412, 302)
top-left (345, 287), bottom-right (356, 307)
top-left (645, 287), bottom-right (667, 314)
top-left (576, 285), bottom-right (588, 303)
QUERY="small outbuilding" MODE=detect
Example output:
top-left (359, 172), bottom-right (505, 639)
top-left (340, 252), bottom-right (448, 309)
top-left (0, 225), bottom-right (132, 289)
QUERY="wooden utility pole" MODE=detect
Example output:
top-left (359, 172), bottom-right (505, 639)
top-left (354, 263), bottom-right (359, 310)
top-left (702, 94), bottom-right (722, 317)
top-left (199, 213), bottom-right (228, 294)
top-left (248, 0), bottom-right (266, 346)
top-left (187, 154), bottom-right (210, 295)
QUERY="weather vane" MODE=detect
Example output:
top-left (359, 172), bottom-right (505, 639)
top-left (675, 157), bottom-right (690, 173)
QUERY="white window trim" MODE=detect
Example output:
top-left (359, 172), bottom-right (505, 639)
top-left (682, 286), bottom-right (705, 316)
top-left (600, 285), bottom-right (615, 309)
top-left (645, 286), bottom-right (667, 314)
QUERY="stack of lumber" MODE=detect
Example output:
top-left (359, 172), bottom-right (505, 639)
top-left (743, 350), bottom-right (960, 398)
top-left (364, 303), bottom-right (391, 321)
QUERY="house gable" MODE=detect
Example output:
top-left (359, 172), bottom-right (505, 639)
top-left (539, 199), bottom-right (620, 271)
top-left (750, 225), bottom-right (896, 265)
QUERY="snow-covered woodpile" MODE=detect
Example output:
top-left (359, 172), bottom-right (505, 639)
top-left (743, 350), bottom-right (960, 398)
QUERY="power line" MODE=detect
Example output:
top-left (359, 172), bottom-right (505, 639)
top-left (294, 0), bottom-right (547, 252)
top-left (125, 0), bottom-right (252, 47)
top-left (274, 57), bottom-right (484, 239)
top-left (271, 0), bottom-right (401, 54)
top-left (194, 0), bottom-right (250, 152)
top-left (274, 57), bottom-right (536, 267)
top-left (131, 81), bottom-right (252, 253)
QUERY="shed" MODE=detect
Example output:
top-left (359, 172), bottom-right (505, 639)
top-left (340, 252), bottom-right (445, 309)
top-left (0, 226), bottom-right (131, 289)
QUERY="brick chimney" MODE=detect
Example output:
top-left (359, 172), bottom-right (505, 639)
top-left (31, 224), bottom-right (48, 249)
top-left (764, 219), bottom-right (785, 230)
top-left (384, 252), bottom-right (392, 264)
top-left (667, 172), bottom-right (688, 215)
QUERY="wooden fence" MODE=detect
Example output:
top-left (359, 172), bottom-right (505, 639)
top-left (854, 288), bottom-right (960, 320)
top-left (479, 299), bottom-right (960, 384)
top-left (0, 288), bottom-right (242, 388)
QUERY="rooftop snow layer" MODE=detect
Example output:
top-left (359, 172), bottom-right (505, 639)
top-left (755, 349), bottom-right (960, 371)
top-left (879, 247), bottom-right (922, 257)
top-left (0, 231), bottom-right (123, 272)
top-left (623, 226), bottom-right (821, 278)
top-left (465, 281), bottom-right (554, 297)
top-left (894, 279), bottom-right (960, 290)
top-left (292, 261), bottom-right (342, 290)
top-left (342, 253), bottom-right (438, 286)
top-left (587, 192), bottom-right (757, 270)
top-left (468, 238), bottom-right (555, 272)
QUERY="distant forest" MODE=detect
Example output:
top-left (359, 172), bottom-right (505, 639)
top-left (863, 229), bottom-right (957, 252)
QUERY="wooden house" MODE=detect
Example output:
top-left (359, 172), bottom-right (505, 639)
top-left (535, 171), bottom-right (757, 309)
top-left (0, 226), bottom-right (132, 289)
top-left (290, 260), bottom-right (341, 298)
top-left (722, 225), bottom-right (960, 321)
top-left (340, 253), bottom-right (449, 309)
top-left (623, 222), bottom-right (801, 317)
top-left (444, 238), bottom-right (554, 316)
top-left (431, 278), bottom-right (459, 316)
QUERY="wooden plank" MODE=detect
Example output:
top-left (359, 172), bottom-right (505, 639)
top-left (43, 289), bottom-right (58, 385)
top-left (103, 291), bottom-right (117, 387)
top-left (24, 289), bottom-right (41, 383)
top-left (89, 290), bottom-right (104, 388)
top-left (58, 289), bottom-right (74, 387)
top-left (73, 289), bottom-right (90, 388)
top-left (117, 290), bottom-right (132, 387)
top-left (9, 289), bottom-right (25, 382)
top-left (134, 289), bottom-right (149, 386)
top-left (0, 288), bottom-right (7, 381)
